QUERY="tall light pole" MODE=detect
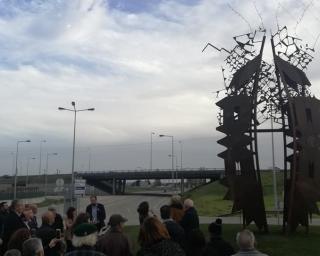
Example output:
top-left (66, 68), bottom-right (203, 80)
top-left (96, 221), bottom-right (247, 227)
top-left (11, 152), bottom-right (15, 176)
top-left (178, 140), bottom-right (183, 170)
top-left (14, 140), bottom-right (31, 199)
top-left (159, 134), bottom-right (174, 184)
top-left (88, 147), bottom-right (92, 172)
top-left (150, 132), bottom-right (155, 171)
top-left (178, 140), bottom-right (183, 193)
top-left (45, 152), bottom-right (58, 196)
top-left (58, 101), bottom-right (95, 205)
top-left (38, 140), bottom-right (46, 175)
top-left (26, 157), bottom-right (36, 186)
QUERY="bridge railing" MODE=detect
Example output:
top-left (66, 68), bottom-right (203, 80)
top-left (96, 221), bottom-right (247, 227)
top-left (78, 167), bottom-right (225, 174)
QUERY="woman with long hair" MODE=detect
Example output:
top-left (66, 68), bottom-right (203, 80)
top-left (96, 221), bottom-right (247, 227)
top-left (137, 217), bottom-right (185, 256)
top-left (137, 201), bottom-right (150, 225)
top-left (65, 207), bottom-right (76, 252)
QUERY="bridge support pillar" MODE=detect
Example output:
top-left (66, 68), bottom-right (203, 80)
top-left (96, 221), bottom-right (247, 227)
top-left (180, 178), bottom-right (184, 194)
top-left (122, 180), bottom-right (126, 194)
top-left (112, 178), bottom-right (116, 195)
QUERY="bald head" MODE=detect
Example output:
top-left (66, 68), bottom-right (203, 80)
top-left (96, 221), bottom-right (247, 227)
top-left (236, 229), bottom-right (255, 250)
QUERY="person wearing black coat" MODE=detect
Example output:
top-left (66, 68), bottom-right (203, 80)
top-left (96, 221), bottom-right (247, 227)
top-left (179, 199), bottom-right (199, 235)
top-left (2, 200), bottom-right (27, 251)
top-left (160, 205), bottom-right (185, 249)
top-left (36, 211), bottom-right (63, 256)
top-left (86, 195), bottom-right (106, 231)
top-left (0, 202), bottom-right (9, 238)
top-left (203, 219), bottom-right (235, 256)
top-left (48, 207), bottom-right (64, 232)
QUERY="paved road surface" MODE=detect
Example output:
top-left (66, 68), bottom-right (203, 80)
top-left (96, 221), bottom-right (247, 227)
top-left (36, 195), bottom-right (320, 226)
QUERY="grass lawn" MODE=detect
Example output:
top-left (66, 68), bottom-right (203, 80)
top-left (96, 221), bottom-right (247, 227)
top-left (184, 172), bottom-right (286, 217)
top-left (36, 198), bottom-right (64, 207)
top-left (124, 224), bottom-right (320, 256)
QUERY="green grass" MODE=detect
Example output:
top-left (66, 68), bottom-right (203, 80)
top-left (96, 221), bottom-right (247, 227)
top-left (184, 171), bottom-right (286, 216)
top-left (124, 224), bottom-right (320, 256)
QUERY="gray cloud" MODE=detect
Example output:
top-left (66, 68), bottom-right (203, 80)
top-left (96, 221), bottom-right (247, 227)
top-left (0, 0), bottom-right (319, 174)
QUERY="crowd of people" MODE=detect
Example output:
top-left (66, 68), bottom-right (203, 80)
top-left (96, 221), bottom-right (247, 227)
top-left (0, 195), bottom-right (269, 256)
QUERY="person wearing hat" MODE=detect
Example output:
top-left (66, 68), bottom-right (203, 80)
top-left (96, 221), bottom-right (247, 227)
top-left (203, 219), bottom-right (234, 256)
top-left (96, 214), bottom-right (132, 256)
top-left (65, 223), bottom-right (105, 256)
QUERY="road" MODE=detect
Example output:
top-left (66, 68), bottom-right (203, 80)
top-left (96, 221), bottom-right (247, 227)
top-left (36, 195), bottom-right (320, 226)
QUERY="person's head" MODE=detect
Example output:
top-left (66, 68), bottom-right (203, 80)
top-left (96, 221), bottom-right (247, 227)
top-left (23, 207), bottom-right (34, 221)
top-left (108, 214), bottom-right (127, 231)
top-left (160, 205), bottom-right (171, 220)
top-left (208, 218), bottom-right (222, 237)
top-left (138, 216), bottom-right (170, 246)
top-left (170, 195), bottom-right (182, 205)
top-left (90, 195), bottom-right (97, 204)
top-left (48, 207), bottom-right (57, 217)
top-left (0, 201), bottom-right (8, 211)
top-left (186, 229), bottom-right (206, 250)
top-left (4, 249), bottom-right (21, 256)
top-left (22, 238), bottom-right (44, 256)
top-left (236, 229), bottom-right (256, 250)
top-left (8, 228), bottom-right (31, 251)
top-left (10, 200), bottom-right (24, 214)
top-left (42, 211), bottom-right (55, 226)
top-left (66, 207), bottom-right (77, 220)
top-left (137, 201), bottom-right (149, 216)
top-left (72, 223), bottom-right (98, 248)
top-left (183, 199), bottom-right (194, 211)
top-left (73, 212), bottom-right (90, 230)
top-left (28, 204), bottom-right (38, 215)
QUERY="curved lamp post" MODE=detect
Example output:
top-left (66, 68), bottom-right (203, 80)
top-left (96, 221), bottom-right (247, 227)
top-left (159, 134), bottom-right (175, 185)
top-left (44, 152), bottom-right (58, 196)
top-left (58, 101), bottom-right (95, 205)
top-left (14, 139), bottom-right (31, 199)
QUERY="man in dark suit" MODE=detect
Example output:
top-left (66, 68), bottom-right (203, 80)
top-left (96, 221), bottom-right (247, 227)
top-left (2, 200), bottom-right (27, 251)
top-left (86, 195), bottom-right (106, 231)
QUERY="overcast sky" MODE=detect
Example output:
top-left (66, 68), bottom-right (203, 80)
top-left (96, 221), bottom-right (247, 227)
top-left (1, 0), bottom-right (320, 175)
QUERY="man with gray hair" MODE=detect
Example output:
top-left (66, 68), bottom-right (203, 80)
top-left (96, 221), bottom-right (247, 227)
top-left (232, 229), bottom-right (268, 256)
top-left (180, 198), bottom-right (199, 234)
top-left (22, 238), bottom-right (44, 256)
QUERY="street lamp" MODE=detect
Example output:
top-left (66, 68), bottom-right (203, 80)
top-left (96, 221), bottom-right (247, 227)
top-left (26, 157), bottom-right (36, 186)
top-left (10, 152), bottom-right (15, 176)
top-left (178, 140), bottom-right (183, 193)
top-left (178, 140), bottom-right (183, 170)
top-left (39, 140), bottom-right (46, 175)
top-left (159, 134), bottom-right (175, 185)
top-left (45, 153), bottom-right (58, 196)
top-left (150, 132), bottom-right (155, 171)
top-left (14, 139), bottom-right (31, 199)
top-left (58, 101), bottom-right (95, 205)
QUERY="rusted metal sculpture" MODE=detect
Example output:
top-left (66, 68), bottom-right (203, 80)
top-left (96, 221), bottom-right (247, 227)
top-left (204, 29), bottom-right (269, 232)
top-left (204, 26), bottom-right (320, 233)
top-left (271, 26), bottom-right (320, 232)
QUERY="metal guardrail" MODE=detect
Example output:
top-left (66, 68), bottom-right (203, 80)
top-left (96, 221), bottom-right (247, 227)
top-left (79, 169), bottom-right (225, 181)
